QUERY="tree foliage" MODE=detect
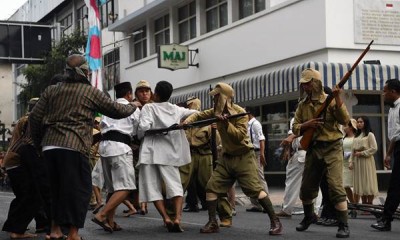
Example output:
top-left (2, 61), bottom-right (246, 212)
top-left (18, 31), bottom-right (87, 106)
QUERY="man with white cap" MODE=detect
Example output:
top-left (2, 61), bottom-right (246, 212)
top-left (292, 68), bottom-right (350, 238)
top-left (183, 82), bottom-right (282, 235)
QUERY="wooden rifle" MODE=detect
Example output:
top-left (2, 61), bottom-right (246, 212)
top-left (144, 112), bottom-right (249, 136)
top-left (300, 40), bottom-right (374, 150)
top-left (210, 85), bottom-right (218, 164)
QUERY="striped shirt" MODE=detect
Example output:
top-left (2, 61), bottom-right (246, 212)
top-left (29, 82), bottom-right (136, 156)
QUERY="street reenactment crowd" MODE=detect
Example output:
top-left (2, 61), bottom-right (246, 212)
top-left (1, 54), bottom-right (400, 240)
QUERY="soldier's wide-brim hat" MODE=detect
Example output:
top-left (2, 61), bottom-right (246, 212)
top-left (209, 82), bottom-right (234, 97)
top-left (299, 68), bottom-right (321, 83)
top-left (136, 80), bottom-right (151, 90)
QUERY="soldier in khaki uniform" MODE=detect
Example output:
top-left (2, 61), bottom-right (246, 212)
top-left (181, 97), bottom-right (232, 226)
top-left (183, 83), bottom-right (282, 235)
top-left (292, 68), bottom-right (350, 238)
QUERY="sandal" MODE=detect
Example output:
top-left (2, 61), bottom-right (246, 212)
top-left (92, 204), bottom-right (104, 214)
top-left (112, 222), bottom-right (122, 231)
top-left (172, 223), bottom-right (184, 232)
top-left (91, 217), bottom-right (113, 233)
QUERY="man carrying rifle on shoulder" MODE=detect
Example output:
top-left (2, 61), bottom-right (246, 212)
top-left (183, 82), bottom-right (282, 235)
top-left (292, 68), bottom-right (350, 238)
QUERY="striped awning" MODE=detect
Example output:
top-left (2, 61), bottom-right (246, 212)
top-left (170, 61), bottom-right (400, 109)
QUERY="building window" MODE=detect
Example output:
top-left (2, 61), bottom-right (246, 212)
top-left (239, 0), bottom-right (266, 19)
top-left (178, 1), bottom-right (196, 43)
top-left (130, 26), bottom-right (147, 62)
top-left (103, 48), bottom-right (120, 91)
top-left (206, 0), bottom-right (227, 32)
top-left (77, 5), bottom-right (88, 36)
top-left (154, 14), bottom-right (170, 51)
top-left (100, 0), bottom-right (115, 29)
top-left (59, 14), bottom-right (73, 36)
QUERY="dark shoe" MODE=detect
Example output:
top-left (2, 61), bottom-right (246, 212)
top-left (371, 219), bottom-right (391, 231)
top-left (219, 218), bottom-right (232, 228)
top-left (323, 218), bottom-right (339, 227)
top-left (200, 219), bottom-right (219, 233)
top-left (246, 207), bottom-right (263, 212)
top-left (336, 223), bottom-right (350, 238)
top-left (269, 218), bottom-right (283, 235)
top-left (183, 205), bottom-right (199, 212)
top-left (296, 213), bottom-right (318, 231)
top-left (316, 217), bottom-right (326, 225)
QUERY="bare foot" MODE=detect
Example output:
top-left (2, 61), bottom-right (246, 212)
top-left (123, 209), bottom-right (137, 217)
top-left (9, 232), bottom-right (37, 239)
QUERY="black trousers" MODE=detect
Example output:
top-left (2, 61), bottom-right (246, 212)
top-left (43, 149), bottom-right (91, 228)
top-left (383, 141), bottom-right (400, 221)
top-left (2, 145), bottom-right (46, 234)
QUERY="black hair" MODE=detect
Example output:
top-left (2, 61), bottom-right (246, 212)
top-left (355, 116), bottom-right (373, 137)
top-left (116, 88), bottom-right (132, 98)
top-left (385, 79), bottom-right (400, 93)
top-left (245, 106), bottom-right (257, 116)
top-left (154, 81), bottom-right (173, 102)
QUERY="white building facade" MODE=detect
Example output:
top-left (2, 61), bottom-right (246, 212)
top-left (108, 0), bottom-right (400, 177)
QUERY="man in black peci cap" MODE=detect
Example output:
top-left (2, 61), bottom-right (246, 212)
top-left (93, 81), bottom-right (140, 233)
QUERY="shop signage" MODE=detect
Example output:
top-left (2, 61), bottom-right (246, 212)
top-left (158, 44), bottom-right (189, 70)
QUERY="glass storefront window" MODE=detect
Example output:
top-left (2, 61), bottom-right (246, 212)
top-left (262, 102), bottom-right (288, 171)
top-left (353, 94), bottom-right (381, 114)
top-left (261, 102), bottom-right (286, 122)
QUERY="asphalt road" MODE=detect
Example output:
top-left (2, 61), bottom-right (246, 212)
top-left (0, 189), bottom-right (399, 240)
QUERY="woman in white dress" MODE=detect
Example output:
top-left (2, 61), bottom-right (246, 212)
top-left (349, 116), bottom-right (379, 204)
top-left (343, 119), bottom-right (357, 203)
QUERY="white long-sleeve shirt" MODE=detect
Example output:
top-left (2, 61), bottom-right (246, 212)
top-left (138, 102), bottom-right (197, 167)
top-left (388, 98), bottom-right (400, 142)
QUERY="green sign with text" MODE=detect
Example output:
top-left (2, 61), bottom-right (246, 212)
top-left (158, 44), bottom-right (189, 70)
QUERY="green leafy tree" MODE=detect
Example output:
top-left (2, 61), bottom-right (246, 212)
top-left (18, 31), bottom-right (87, 110)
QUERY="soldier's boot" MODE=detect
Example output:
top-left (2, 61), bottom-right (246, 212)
top-left (200, 200), bottom-right (219, 233)
top-left (258, 196), bottom-right (282, 235)
top-left (296, 204), bottom-right (318, 231)
top-left (336, 210), bottom-right (350, 238)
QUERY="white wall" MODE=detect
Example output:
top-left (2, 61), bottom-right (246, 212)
top-left (9, 0), bottom-right (66, 22)
top-left (119, 0), bottom-right (328, 91)
top-left (117, 0), bottom-right (400, 95)
top-left (0, 64), bottom-right (15, 129)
